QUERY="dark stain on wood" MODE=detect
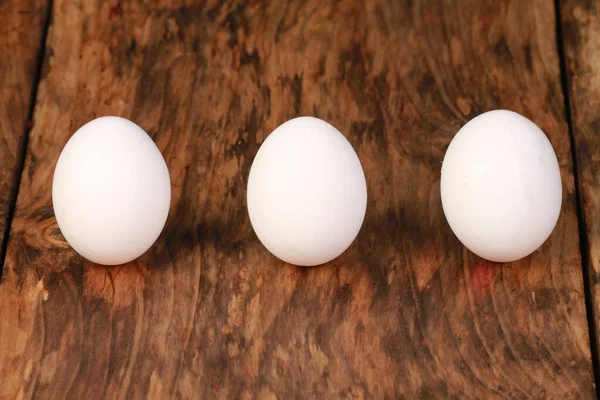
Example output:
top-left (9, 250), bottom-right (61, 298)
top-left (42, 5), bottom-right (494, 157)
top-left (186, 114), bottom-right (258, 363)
top-left (108, 2), bottom-right (122, 20)
top-left (524, 43), bottom-right (533, 73)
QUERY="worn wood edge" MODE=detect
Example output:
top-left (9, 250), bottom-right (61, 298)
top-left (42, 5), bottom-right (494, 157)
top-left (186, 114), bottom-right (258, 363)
top-left (557, 0), bottom-right (600, 391)
top-left (0, 0), bottom-right (53, 280)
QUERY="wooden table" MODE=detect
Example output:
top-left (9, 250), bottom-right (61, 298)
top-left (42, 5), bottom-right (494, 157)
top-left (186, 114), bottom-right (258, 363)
top-left (1, 0), bottom-right (599, 398)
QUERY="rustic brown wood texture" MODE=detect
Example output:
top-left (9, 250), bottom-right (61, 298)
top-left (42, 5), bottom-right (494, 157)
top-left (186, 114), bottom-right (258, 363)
top-left (0, 0), bottom-right (49, 257)
top-left (0, 0), bottom-right (595, 398)
top-left (561, 0), bottom-right (600, 367)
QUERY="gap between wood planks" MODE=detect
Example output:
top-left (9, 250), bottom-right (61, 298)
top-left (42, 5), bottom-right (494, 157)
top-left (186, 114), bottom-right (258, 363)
top-left (554, 0), bottom-right (600, 394)
top-left (0, 0), bottom-right (54, 281)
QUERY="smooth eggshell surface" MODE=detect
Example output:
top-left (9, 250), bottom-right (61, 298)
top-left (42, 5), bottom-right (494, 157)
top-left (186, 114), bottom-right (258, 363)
top-left (247, 117), bottom-right (367, 266)
top-left (52, 116), bottom-right (171, 265)
top-left (441, 110), bottom-right (562, 262)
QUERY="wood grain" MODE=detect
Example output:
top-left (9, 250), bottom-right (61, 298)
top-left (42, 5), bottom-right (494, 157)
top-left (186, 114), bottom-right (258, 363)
top-left (0, 0), bottom-right (50, 265)
top-left (0, 0), bottom-right (595, 398)
top-left (560, 0), bottom-right (600, 372)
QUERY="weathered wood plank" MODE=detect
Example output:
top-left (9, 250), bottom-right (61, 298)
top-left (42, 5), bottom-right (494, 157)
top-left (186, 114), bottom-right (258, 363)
top-left (0, 0), bottom-right (50, 268)
top-left (560, 0), bottom-right (600, 378)
top-left (0, 0), bottom-right (594, 398)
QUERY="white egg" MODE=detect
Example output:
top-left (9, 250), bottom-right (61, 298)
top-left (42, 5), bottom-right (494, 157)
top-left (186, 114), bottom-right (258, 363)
top-left (247, 117), bottom-right (367, 266)
top-left (441, 110), bottom-right (562, 262)
top-left (52, 116), bottom-right (171, 265)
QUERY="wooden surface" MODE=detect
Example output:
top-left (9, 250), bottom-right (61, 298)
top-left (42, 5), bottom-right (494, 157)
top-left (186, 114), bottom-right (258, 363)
top-left (0, 0), bottom-right (49, 261)
top-left (0, 0), bottom-right (597, 398)
top-left (560, 0), bottom-right (600, 369)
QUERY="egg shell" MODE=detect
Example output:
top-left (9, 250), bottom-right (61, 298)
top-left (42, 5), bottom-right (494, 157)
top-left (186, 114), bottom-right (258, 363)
top-left (247, 117), bottom-right (367, 266)
top-left (440, 110), bottom-right (562, 262)
top-left (52, 116), bottom-right (171, 265)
